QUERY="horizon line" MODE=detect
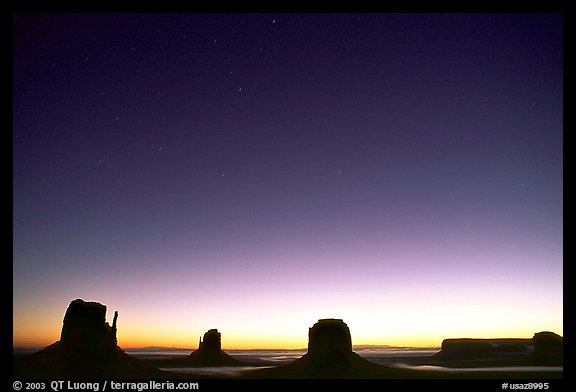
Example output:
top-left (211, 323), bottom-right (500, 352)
top-left (13, 343), bottom-right (444, 350)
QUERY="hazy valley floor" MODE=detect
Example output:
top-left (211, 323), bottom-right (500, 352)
top-left (13, 347), bottom-right (562, 379)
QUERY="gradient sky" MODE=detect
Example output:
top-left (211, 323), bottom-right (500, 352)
top-left (13, 13), bottom-right (562, 349)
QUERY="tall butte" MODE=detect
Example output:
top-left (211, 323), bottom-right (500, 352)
top-left (307, 318), bottom-right (353, 368)
top-left (59, 299), bottom-right (119, 377)
top-left (269, 318), bottom-right (384, 377)
top-left (15, 299), bottom-right (166, 378)
top-left (187, 329), bottom-right (243, 366)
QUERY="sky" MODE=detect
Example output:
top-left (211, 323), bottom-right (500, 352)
top-left (13, 13), bottom-right (562, 349)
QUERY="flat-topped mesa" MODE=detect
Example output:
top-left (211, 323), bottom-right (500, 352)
top-left (308, 318), bottom-right (353, 356)
top-left (433, 331), bottom-right (563, 364)
top-left (437, 339), bottom-right (495, 360)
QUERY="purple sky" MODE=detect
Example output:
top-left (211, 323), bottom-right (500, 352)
top-left (13, 13), bottom-right (562, 348)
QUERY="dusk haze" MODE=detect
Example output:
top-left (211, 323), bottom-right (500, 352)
top-left (13, 13), bottom-right (562, 355)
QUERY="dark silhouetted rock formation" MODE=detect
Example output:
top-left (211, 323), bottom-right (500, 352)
top-left (303, 318), bottom-right (356, 373)
top-left (199, 329), bottom-right (222, 353)
top-left (186, 329), bottom-right (243, 367)
top-left (250, 318), bottom-right (386, 378)
top-left (308, 318), bottom-right (352, 356)
top-left (61, 299), bottom-right (117, 346)
top-left (432, 332), bottom-right (563, 366)
top-left (495, 343), bottom-right (528, 353)
top-left (434, 338), bottom-right (496, 360)
top-left (531, 331), bottom-right (563, 365)
top-left (59, 299), bottom-right (118, 377)
top-left (14, 299), bottom-right (168, 379)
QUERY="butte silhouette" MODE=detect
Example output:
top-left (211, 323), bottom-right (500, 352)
top-left (247, 318), bottom-right (388, 378)
top-left (13, 299), bottom-right (168, 378)
top-left (141, 328), bottom-right (246, 369)
top-left (187, 329), bottom-right (244, 367)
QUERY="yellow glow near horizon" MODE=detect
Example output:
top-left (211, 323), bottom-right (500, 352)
top-left (14, 316), bottom-right (563, 351)
top-left (13, 292), bottom-right (563, 350)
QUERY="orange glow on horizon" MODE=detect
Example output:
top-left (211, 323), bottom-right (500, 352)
top-left (14, 325), bottom-right (564, 351)
top-left (13, 297), bottom-right (563, 350)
